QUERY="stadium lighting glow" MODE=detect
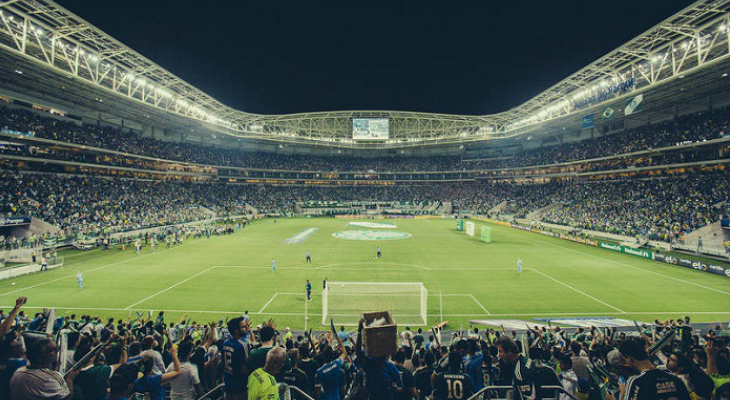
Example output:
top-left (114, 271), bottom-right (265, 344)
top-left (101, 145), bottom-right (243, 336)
top-left (720, 25), bottom-right (727, 32)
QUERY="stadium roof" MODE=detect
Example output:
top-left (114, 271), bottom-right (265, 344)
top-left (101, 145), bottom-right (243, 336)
top-left (0, 0), bottom-right (729, 148)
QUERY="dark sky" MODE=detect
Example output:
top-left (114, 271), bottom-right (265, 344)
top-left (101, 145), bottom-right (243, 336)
top-left (61, 0), bottom-right (692, 115)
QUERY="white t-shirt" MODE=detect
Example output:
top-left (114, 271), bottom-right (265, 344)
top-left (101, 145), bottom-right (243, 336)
top-left (166, 361), bottom-right (200, 400)
top-left (10, 367), bottom-right (70, 400)
top-left (140, 349), bottom-right (166, 375)
top-left (400, 330), bottom-right (414, 347)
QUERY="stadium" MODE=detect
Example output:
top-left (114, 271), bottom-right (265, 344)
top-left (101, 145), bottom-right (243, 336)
top-left (0, 0), bottom-right (730, 399)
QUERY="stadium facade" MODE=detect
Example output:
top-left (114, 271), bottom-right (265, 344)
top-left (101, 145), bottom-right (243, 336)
top-left (0, 0), bottom-right (728, 158)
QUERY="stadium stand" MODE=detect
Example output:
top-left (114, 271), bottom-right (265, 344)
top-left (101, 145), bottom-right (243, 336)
top-left (1, 297), bottom-right (729, 400)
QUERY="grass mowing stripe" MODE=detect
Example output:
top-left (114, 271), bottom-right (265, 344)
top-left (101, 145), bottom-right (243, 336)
top-left (124, 266), bottom-right (216, 310)
top-left (523, 233), bottom-right (730, 297)
top-left (0, 251), bottom-right (162, 298)
top-left (529, 268), bottom-right (626, 313)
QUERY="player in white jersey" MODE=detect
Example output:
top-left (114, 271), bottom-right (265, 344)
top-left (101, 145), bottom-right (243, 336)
top-left (77, 271), bottom-right (84, 289)
top-left (517, 258), bottom-right (523, 274)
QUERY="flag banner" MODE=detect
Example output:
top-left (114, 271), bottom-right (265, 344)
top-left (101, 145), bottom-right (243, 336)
top-left (625, 94), bottom-right (644, 115)
top-left (581, 114), bottom-right (594, 128)
top-left (602, 107), bottom-right (614, 119)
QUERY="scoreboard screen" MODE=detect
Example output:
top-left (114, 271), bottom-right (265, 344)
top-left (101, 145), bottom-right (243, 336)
top-left (352, 118), bottom-right (389, 140)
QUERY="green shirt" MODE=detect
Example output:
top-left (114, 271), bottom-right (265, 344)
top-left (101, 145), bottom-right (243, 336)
top-left (248, 368), bottom-right (278, 400)
top-left (248, 347), bottom-right (273, 373)
top-left (249, 347), bottom-right (290, 381)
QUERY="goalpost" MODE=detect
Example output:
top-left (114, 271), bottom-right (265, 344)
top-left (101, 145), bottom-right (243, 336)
top-left (322, 282), bottom-right (428, 326)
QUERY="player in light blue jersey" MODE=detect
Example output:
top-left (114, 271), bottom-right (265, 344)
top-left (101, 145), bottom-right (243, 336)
top-left (77, 271), bottom-right (84, 289)
top-left (517, 258), bottom-right (523, 274)
top-left (271, 259), bottom-right (276, 273)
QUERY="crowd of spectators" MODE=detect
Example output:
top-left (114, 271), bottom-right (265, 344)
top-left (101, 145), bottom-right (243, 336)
top-left (467, 106), bottom-right (730, 170)
top-left (0, 172), bottom-right (248, 239)
top-left (1, 168), bottom-right (729, 244)
top-left (2, 103), bottom-right (729, 173)
top-left (1, 297), bottom-right (729, 400)
top-left (539, 172), bottom-right (730, 242)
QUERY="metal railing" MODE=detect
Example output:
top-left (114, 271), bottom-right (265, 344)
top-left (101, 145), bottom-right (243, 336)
top-left (467, 385), bottom-right (580, 400)
top-left (195, 384), bottom-right (225, 400)
top-left (277, 383), bottom-right (316, 400)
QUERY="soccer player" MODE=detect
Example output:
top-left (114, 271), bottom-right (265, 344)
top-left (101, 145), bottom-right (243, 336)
top-left (306, 280), bottom-right (312, 302)
top-left (323, 278), bottom-right (328, 290)
top-left (306, 250), bottom-right (312, 264)
top-left (271, 259), bottom-right (276, 273)
top-left (77, 271), bottom-right (84, 289)
top-left (433, 352), bottom-right (473, 400)
top-left (517, 258), bottom-right (523, 274)
top-left (376, 246), bottom-right (381, 260)
top-left (135, 239), bottom-right (141, 254)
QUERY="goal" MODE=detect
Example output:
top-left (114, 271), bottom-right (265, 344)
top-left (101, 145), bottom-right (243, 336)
top-left (322, 282), bottom-right (428, 326)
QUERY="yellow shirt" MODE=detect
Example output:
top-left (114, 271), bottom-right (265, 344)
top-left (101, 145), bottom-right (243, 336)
top-left (247, 368), bottom-right (278, 400)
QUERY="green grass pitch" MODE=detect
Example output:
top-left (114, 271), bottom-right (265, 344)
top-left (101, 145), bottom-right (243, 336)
top-left (1, 218), bottom-right (729, 329)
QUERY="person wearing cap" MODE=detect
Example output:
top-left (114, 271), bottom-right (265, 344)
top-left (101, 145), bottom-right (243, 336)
top-left (605, 339), bottom-right (690, 400)
top-left (283, 327), bottom-right (293, 343)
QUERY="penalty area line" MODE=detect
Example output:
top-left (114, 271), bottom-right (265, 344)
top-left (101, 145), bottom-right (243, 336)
top-left (529, 267), bottom-right (626, 314)
top-left (258, 293), bottom-right (280, 314)
top-left (469, 294), bottom-right (491, 315)
top-left (124, 267), bottom-right (215, 310)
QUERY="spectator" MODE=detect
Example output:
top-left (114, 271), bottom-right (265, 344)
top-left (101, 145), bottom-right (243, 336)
top-left (248, 347), bottom-right (286, 400)
top-left (606, 339), bottom-right (690, 400)
top-left (133, 345), bottom-right (182, 400)
top-left (10, 338), bottom-right (79, 400)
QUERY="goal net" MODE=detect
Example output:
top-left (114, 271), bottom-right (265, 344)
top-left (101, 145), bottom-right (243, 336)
top-left (322, 282), bottom-right (428, 326)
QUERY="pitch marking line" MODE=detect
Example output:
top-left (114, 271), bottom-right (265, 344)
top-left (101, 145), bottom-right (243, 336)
top-left (469, 294), bottom-right (491, 315)
top-left (524, 236), bottom-right (730, 297)
top-left (529, 267), bottom-right (626, 313)
top-left (0, 250), bottom-right (168, 298)
top-left (0, 238), bottom-right (206, 298)
top-left (4, 305), bottom-right (730, 318)
top-left (124, 267), bottom-right (216, 310)
top-left (258, 293), bottom-right (280, 313)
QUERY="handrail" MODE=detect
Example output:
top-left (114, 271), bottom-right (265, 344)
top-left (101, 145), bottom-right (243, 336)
top-left (278, 383), bottom-right (316, 400)
top-left (196, 383), bottom-right (225, 400)
top-left (466, 385), bottom-right (580, 400)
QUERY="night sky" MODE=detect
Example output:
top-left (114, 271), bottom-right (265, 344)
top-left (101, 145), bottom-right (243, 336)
top-left (61, 0), bottom-right (692, 115)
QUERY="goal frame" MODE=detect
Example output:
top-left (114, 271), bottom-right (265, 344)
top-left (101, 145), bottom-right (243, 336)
top-left (322, 281), bottom-right (428, 326)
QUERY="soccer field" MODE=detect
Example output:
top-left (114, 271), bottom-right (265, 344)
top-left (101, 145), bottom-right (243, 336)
top-left (1, 218), bottom-right (729, 330)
